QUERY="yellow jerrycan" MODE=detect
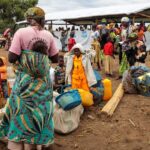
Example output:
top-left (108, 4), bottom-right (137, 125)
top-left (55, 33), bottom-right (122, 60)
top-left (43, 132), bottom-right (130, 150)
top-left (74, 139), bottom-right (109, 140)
top-left (102, 79), bottom-right (112, 101)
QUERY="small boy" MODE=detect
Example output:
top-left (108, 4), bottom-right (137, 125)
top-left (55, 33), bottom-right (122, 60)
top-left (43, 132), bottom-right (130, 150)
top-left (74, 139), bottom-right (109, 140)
top-left (60, 30), bottom-right (68, 52)
top-left (54, 55), bottom-right (65, 93)
top-left (103, 37), bottom-right (114, 77)
top-left (135, 45), bottom-right (147, 66)
top-left (68, 32), bottom-right (76, 52)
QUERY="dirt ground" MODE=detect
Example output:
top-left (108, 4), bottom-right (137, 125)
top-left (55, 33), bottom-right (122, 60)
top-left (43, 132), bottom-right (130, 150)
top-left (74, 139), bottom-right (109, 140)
top-left (0, 48), bottom-right (150, 150)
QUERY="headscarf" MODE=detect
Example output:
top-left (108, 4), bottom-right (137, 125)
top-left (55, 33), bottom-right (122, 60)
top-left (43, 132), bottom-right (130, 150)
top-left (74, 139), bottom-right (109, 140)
top-left (121, 17), bottom-right (130, 23)
top-left (109, 23), bottom-right (115, 28)
top-left (101, 18), bottom-right (107, 23)
top-left (96, 25), bottom-right (102, 30)
top-left (25, 7), bottom-right (45, 19)
top-left (70, 43), bottom-right (85, 54)
top-left (128, 33), bottom-right (138, 40)
top-left (25, 7), bottom-right (45, 28)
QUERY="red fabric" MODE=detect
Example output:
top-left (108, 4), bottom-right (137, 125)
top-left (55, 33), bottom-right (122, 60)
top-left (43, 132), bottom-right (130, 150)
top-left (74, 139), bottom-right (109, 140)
top-left (103, 42), bottom-right (114, 56)
top-left (68, 38), bottom-right (76, 51)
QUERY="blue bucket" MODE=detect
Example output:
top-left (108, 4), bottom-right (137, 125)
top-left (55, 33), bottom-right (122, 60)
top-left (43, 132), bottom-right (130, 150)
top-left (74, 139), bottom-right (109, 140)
top-left (55, 89), bottom-right (81, 110)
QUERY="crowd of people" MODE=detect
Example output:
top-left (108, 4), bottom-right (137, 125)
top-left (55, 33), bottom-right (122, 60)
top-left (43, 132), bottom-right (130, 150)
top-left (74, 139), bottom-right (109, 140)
top-left (90, 17), bottom-right (149, 79)
top-left (0, 6), bottom-right (150, 150)
top-left (50, 17), bottom-right (149, 79)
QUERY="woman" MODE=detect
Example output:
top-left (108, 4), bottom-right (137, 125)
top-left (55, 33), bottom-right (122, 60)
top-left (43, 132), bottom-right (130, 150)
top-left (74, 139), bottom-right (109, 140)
top-left (118, 17), bottom-right (132, 79)
top-left (91, 24), bottom-right (101, 70)
top-left (0, 7), bottom-right (58, 150)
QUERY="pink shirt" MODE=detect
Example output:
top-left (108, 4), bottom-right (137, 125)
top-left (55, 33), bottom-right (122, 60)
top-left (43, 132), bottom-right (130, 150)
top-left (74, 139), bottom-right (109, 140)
top-left (9, 26), bottom-right (58, 56)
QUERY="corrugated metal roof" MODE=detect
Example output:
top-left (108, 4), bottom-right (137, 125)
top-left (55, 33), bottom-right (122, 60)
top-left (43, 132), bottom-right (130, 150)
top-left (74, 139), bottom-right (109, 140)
top-left (45, 3), bottom-right (150, 20)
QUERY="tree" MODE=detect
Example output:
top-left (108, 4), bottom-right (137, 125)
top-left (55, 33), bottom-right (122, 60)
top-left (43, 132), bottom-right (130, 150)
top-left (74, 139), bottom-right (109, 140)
top-left (0, 0), bottom-right (38, 32)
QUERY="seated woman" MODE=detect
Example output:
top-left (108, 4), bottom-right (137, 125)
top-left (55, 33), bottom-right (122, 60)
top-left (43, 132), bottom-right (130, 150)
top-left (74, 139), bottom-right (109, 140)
top-left (0, 57), bottom-right (8, 98)
top-left (65, 43), bottom-right (97, 91)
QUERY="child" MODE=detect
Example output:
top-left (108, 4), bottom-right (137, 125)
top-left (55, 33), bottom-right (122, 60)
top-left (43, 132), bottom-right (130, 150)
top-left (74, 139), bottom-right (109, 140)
top-left (60, 30), bottom-right (68, 52)
top-left (135, 45), bottom-right (147, 66)
top-left (0, 57), bottom-right (8, 98)
top-left (68, 32), bottom-right (76, 52)
top-left (54, 55), bottom-right (65, 93)
top-left (103, 37), bottom-right (114, 77)
top-left (32, 40), bottom-right (48, 55)
top-left (65, 43), bottom-right (97, 91)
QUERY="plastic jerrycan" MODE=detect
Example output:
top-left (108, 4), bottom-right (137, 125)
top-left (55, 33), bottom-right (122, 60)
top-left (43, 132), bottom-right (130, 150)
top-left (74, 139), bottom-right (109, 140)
top-left (102, 78), bottom-right (112, 101)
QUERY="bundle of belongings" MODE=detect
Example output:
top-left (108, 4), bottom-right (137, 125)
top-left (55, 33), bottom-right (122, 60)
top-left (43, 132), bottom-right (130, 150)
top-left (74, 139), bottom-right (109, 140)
top-left (122, 66), bottom-right (150, 96)
top-left (53, 70), bottom-right (104, 134)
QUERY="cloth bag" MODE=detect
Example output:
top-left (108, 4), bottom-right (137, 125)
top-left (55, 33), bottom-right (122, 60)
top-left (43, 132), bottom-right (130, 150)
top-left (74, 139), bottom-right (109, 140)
top-left (122, 70), bottom-right (138, 94)
top-left (53, 104), bottom-right (84, 134)
top-left (134, 72), bottom-right (150, 96)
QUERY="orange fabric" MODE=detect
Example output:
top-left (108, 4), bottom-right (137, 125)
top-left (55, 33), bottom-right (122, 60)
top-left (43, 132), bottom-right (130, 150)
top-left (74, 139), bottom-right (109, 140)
top-left (0, 66), bottom-right (7, 80)
top-left (0, 57), bottom-right (7, 80)
top-left (115, 28), bottom-right (120, 35)
top-left (72, 56), bottom-right (89, 91)
top-left (138, 30), bottom-right (144, 41)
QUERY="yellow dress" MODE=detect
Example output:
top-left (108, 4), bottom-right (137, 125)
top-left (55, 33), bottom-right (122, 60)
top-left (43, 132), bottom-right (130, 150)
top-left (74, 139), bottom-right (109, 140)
top-left (72, 55), bottom-right (89, 91)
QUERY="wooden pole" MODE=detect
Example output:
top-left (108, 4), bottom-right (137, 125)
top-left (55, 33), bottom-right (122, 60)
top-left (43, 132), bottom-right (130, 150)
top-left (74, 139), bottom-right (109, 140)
top-left (96, 18), bottom-right (98, 25)
top-left (101, 83), bottom-right (124, 117)
top-left (136, 13), bottom-right (150, 18)
top-left (51, 20), bottom-right (53, 30)
top-left (66, 22), bottom-right (68, 30)
top-left (133, 16), bottom-right (135, 25)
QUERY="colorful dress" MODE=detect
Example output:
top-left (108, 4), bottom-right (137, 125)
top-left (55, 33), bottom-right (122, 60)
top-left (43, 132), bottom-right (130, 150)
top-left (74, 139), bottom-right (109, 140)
top-left (0, 50), bottom-right (54, 145)
top-left (119, 27), bottom-right (131, 76)
top-left (91, 39), bottom-right (102, 68)
top-left (55, 66), bottom-right (65, 85)
top-left (54, 65), bottom-right (65, 93)
top-left (119, 52), bottom-right (129, 76)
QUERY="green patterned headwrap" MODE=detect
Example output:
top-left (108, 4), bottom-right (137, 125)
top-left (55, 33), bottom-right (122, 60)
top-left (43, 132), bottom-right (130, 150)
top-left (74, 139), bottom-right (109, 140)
top-left (25, 7), bottom-right (45, 19)
top-left (128, 33), bottom-right (138, 40)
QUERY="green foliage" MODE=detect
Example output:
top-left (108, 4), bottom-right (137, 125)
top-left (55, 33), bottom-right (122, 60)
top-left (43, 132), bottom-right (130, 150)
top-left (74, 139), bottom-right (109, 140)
top-left (0, 20), bottom-right (14, 33)
top-left (0, 0), bottom-right (38, 33)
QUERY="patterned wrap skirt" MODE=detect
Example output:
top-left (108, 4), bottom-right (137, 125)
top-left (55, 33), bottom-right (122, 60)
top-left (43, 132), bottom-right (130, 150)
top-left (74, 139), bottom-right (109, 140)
top-left (0, 50), bottom-right (54, 145)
